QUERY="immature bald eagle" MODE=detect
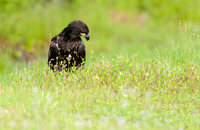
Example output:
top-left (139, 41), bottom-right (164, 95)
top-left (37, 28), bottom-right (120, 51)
top-left (48, 20), bottom-right (90, 71)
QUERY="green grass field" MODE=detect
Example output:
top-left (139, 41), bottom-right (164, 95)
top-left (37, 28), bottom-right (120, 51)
top-left (1, 0), bottom-right (200, 129)
top-left (1, 36), bottom-right (200, 129)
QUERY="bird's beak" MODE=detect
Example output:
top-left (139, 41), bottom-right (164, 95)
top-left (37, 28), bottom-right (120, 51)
top-left (85, 34), bottom-right (90, 41)
top-left (80, 33), bottom-right (90, 41)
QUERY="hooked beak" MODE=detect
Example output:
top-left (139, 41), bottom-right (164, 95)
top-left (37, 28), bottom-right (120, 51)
top-left (85, 34), bottom-right (90, 41)
top-left (80, 33), bottom-right (90, 41)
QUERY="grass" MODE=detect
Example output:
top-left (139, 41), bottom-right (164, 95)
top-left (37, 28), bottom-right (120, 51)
top-left (1, 35), bottom-right (200, 129)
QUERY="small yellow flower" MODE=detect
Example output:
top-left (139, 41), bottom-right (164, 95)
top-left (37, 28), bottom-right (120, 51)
top-left (95, 76), bottom-right (100, 80)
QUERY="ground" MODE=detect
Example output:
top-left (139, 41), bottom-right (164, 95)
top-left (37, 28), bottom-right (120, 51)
top-left (1, 42), bottom-right (200, 129)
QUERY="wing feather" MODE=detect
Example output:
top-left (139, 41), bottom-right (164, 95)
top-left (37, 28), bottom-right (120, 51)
top-left (47, 36), bottom-right (60, 66)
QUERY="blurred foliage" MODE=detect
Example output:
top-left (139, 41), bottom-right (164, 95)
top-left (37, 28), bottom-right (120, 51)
top-left (0, 0), bottom-right (199, 50)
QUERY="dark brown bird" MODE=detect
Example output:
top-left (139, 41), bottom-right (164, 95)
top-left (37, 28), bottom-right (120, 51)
top-left (48, 20), bottom-right (90, 71)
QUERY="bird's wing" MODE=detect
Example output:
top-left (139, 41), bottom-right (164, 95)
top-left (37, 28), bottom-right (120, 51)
top-left (47, 37), bottom-right (60, 65)
top-left (77, 42), bottom-right (86, 62)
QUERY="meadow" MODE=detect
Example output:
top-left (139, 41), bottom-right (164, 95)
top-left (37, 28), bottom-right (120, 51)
top-left (1, 0), bottom-right (200, 129)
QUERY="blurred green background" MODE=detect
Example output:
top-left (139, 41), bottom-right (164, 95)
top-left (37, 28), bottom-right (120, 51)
top-left (0, 0), bottom-right (200, 74)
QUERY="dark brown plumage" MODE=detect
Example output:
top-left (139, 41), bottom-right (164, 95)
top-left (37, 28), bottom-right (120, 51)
top-left (47, 20), bottom-right (90, 71)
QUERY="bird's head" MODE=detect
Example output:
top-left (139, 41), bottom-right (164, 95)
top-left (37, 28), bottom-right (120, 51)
top-left (63, 20), bottom-right (90, 41)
